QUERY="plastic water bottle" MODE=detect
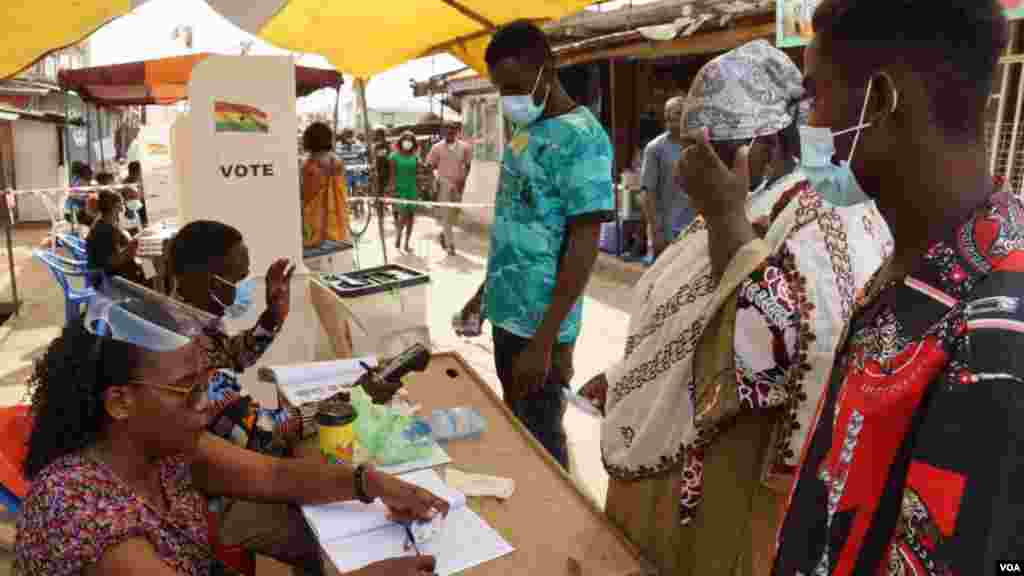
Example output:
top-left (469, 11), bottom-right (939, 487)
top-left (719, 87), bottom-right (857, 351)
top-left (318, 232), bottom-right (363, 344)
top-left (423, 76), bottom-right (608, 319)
top-left (429, 407), bottom-right (487, 442)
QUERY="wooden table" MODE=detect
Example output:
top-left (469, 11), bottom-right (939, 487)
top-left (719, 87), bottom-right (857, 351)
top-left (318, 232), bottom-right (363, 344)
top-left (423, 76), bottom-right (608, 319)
top-left (303, 352), bottom-right (654, 576)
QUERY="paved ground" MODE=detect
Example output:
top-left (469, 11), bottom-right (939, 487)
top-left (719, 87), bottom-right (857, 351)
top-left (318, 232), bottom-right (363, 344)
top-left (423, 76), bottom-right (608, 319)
top-left (0, 212), bottom-right (641, 573)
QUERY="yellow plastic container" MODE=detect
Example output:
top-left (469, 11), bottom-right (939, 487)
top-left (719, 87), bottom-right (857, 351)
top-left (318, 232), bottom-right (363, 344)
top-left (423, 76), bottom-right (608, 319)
top-left (317, 403), bottom-right (357, 464)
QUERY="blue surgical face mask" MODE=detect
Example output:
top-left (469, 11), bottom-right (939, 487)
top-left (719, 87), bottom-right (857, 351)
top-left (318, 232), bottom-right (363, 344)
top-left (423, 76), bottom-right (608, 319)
top-left (801, 160), bottom-right (870, 207)
top-left (212, 275), bottom-right (256, 319)
top-left (126, 199), bottom-right (143, 212)
top-left (797, 76), bottom-right (897, 206)
top-left (798, 123), bottom-right (870, 206)
top-left (501, 65), bottom-right (550, 127)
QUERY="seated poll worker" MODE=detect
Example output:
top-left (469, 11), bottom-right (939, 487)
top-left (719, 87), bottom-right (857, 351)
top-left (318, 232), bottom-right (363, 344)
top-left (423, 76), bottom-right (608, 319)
top-left (86, 190), bottom-right (145, 286)
top-left (576, 40), bottom-right (890, 575)
top-left (14, 280), bottom-right (447, 576)
top-left (65, 161), bottom-right (94, 226)
top-left (166, 220), bottom-right (322, 570)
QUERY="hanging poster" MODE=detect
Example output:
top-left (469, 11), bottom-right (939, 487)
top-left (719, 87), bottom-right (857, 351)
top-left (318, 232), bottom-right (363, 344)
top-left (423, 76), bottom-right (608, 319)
top-left (91, 136), bottom-right (116, 165)
top-left (135, 123), bottom-right (178, 223)
top-left (777, 0), bottom-right (1024, 48)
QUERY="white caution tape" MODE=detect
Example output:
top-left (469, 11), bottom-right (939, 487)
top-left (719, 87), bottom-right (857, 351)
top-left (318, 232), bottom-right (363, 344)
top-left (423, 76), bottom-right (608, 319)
top-left (9, 183), bottom-right (140, 196)
top-left (348, 196), bottom-right (494, 209)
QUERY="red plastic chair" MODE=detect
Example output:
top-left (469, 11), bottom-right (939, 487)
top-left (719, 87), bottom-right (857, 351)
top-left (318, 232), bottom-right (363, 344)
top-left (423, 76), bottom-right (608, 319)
top-left (206, 511), bottom-right (256, 576)
top-left (0, 406), bottom-right (32, 501)
top-left (0, 405), bottom-right (254, 575)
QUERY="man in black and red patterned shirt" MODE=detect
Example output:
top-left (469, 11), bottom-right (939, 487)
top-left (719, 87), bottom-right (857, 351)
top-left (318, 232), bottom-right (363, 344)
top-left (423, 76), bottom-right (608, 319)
top-left (682, 0), bottom-right (1023, 573)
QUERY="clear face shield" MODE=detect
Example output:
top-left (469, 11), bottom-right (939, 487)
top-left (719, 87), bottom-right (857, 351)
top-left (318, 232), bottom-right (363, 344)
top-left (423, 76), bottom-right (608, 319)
top-left (83, 277), bottom-right (220, 412)
top-left (84, 276), bottom-right (218, 352)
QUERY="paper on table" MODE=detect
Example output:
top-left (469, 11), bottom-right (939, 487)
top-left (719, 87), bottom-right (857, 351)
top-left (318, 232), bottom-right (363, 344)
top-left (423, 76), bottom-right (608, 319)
top-left (260, 357), bottom-right (376, 386)
top-left (302, 469), bottom-right (466, 544)
top-left (260, 357), bottom-right (377, 406)
top-left (445, 468), bottom-right (515, 500)
top-left (321, 505), bottom-right (515, 576)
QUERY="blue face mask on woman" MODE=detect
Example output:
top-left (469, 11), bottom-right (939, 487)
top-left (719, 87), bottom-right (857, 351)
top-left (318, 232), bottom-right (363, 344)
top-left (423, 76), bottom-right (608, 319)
top-left (211, 275), bottom-right (256, 319)
top-left (798, 124), bottom-right (870, 207)
top-left (797, 75), bottom-right (898, 207)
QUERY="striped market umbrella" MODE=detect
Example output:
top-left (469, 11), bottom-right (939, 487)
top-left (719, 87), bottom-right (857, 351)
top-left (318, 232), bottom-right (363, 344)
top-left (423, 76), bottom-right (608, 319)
top-left (57, 53), bottom-right (344, 106)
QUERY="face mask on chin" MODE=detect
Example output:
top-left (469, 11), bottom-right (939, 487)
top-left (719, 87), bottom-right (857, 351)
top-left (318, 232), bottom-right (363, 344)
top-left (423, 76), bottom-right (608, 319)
top-left (798, 75), bottom-right (898, 207)
top-left (211, 275), bottom-right (255, 319)
top-left (501, 65), bottom-right (550, 127)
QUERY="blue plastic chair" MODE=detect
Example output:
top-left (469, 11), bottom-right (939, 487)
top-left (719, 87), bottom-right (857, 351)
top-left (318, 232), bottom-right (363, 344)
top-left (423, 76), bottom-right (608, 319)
top-left (55, 233), bottom-right (88, 261)
top-left (33, 249), bottom-right (100, 325)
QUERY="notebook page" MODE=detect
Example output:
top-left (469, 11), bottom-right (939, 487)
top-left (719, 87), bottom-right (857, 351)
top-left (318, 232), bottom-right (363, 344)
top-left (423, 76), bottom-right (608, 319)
top-left (322, 506), bottom-right (515, 576)
top-left (302, 469), bottom-right (466, 543)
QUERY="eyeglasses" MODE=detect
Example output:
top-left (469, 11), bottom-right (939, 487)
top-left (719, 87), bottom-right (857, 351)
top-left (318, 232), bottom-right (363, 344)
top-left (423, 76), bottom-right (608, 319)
top-left (130, 367), bottom-right (214, 411)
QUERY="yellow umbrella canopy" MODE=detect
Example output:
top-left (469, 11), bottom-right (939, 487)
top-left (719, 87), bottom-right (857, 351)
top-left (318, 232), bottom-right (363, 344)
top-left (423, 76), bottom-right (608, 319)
top-left (2, 0), bottom-right (594, 80)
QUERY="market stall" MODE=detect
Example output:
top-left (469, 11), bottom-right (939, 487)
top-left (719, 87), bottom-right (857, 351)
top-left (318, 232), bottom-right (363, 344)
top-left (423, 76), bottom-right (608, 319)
top-left (57, 53), bottom-right (343, 106)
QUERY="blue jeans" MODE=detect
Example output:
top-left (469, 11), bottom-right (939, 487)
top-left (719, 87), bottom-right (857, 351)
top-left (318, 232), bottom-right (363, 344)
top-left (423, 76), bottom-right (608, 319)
top-left (492, 326), bottom-right (572, 468)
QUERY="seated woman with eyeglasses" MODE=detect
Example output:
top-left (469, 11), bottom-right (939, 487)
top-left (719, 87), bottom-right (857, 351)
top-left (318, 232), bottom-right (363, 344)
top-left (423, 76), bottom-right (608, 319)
top-left (14, 287), bottom-right (446, 576)
top-left (167, 219), bottom-right (325, 570)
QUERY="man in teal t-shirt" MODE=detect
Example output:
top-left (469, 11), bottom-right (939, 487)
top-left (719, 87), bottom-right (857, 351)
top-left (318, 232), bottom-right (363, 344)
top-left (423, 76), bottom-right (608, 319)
top-left (456, 21), bottom-right (614, 467)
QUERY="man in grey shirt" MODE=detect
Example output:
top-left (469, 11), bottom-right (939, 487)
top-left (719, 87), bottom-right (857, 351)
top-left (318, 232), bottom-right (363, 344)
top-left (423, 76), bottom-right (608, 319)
top-left (641, 96), bottom-right (694, 259)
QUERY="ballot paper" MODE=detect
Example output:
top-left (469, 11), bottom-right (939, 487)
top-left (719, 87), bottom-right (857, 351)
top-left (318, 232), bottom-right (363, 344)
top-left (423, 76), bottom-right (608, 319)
top-left (304, 469), bottom-right (515, 575)
top-left (260, 357), bottom-right (377, 406)
top-left (262, 357), bottom-right (378, 440)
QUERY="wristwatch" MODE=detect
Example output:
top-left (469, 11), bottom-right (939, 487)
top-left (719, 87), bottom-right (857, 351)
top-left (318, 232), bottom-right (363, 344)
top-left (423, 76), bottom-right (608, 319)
top-left (354, 464), bottom-right (375, 504)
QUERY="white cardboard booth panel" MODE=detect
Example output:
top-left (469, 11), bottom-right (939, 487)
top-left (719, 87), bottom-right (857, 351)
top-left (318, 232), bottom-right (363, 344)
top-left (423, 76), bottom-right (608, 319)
top-left (186, 55), bottom-right (303, 272)
top-left (185, 55), bottom-right (315, 406)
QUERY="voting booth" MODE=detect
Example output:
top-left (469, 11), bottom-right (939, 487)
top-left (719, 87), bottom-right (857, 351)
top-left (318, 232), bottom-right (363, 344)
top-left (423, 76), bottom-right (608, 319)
top-left (180, 55), bottom-right (324, 405)
top-left (135, 123), bottom-right (178, 223)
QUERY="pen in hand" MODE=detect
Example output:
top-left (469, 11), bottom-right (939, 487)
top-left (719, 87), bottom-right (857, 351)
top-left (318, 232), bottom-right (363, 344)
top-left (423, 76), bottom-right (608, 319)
top-left (403, 522), bottom-right (421, 555)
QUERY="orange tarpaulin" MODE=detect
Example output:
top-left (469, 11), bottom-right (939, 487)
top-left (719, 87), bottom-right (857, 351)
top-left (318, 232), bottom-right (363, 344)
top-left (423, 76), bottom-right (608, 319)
top-left (58, 53), bottom-right (344, 106)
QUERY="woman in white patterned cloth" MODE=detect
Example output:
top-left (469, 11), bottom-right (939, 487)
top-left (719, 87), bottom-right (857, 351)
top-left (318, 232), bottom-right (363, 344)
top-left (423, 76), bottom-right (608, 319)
top-left (575, 40), bottom-right (892, 575)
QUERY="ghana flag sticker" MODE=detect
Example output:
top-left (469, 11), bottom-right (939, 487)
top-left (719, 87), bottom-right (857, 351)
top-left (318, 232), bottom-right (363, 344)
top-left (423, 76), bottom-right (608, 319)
top-left (214, 100), bottom-right (270, 134)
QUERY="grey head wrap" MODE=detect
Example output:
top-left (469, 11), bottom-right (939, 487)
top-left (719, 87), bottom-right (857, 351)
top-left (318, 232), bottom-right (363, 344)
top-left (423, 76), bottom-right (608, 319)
top-left (683, 39), bottom-right (805, 141)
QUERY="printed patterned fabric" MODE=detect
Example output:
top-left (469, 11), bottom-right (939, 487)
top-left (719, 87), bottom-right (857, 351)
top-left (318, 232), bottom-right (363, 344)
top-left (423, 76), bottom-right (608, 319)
top-left (301, 157), bottom-right (351, 248)
top-left (682, 39), bottom-right (805, 141)
top-left (485, 106), bottom-right (615, 344)
top-left (14, 454), bottom-right (211, 575)
top-left (675, 186), bottom-right (889, 525)
top-left (201, 322), bottom-right (297, 512)
top-left (774, 189), bottom-right (1024, 575)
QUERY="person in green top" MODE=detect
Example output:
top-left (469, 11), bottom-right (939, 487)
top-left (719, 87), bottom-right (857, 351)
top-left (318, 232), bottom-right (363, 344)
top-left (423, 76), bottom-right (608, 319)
top-left (388, 131), bottom-right (420, 252)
